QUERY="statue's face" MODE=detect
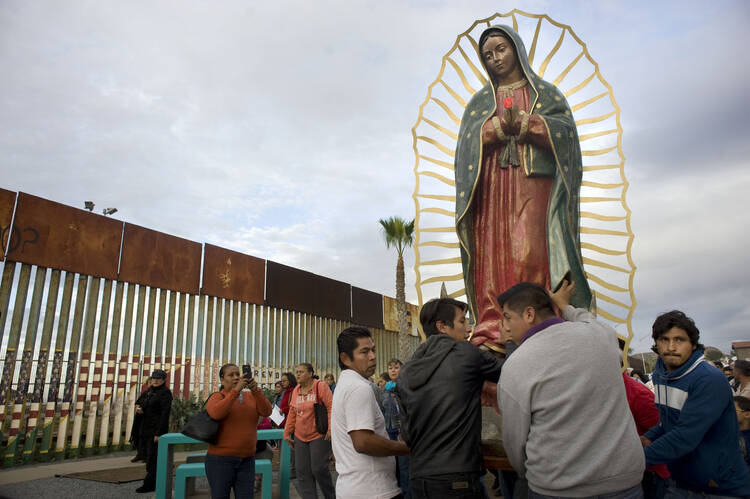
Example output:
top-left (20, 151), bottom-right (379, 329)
top-left (481, 35), bottom-right (518, 81)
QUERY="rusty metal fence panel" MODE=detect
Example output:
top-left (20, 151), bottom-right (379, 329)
top-left (0, 190), bottom-right (417, 467)
top-left (7, 192), bottom-right (122, 279)
top-left (0, 189), bottom-right (16, 261)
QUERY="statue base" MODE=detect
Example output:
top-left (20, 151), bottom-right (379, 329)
top-left (481, 397), bottom-right (515, 471)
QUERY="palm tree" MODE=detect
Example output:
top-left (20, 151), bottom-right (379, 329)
top-left (378, 216), bottom-right (415, 359)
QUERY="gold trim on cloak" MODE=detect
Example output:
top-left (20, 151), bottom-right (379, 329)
top-left (411, 10), bottom-right (636, 363)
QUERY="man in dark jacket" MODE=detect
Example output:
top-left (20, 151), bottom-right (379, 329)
top-left (643, 310), bottom-right (750, 497)
top-left (136, 369), bottom-right (173, 493)
top-left (395, 298), bottom-right (505, 498)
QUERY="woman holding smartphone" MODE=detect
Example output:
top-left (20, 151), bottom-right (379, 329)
top-left (205, 364), bottom-right (272, 499)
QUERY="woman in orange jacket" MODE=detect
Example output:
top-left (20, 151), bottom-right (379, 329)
top-left (205, 364), bottom-right (272, 499)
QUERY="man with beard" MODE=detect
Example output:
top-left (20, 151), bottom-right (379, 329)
top-left (642, 311), bottom-right (750, 497)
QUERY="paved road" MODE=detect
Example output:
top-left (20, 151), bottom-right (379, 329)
top-left (0, 450), bottom-right (305, 499)
top-left (0, 475), bottom-right (161, 499)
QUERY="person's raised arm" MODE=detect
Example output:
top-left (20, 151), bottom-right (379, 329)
top-left (207, 379), bottom-right (247, 420)
top-left (548, 279), bottom-right (575, 312)
top-left (550, 280), bottom-right (601, 324)
top-left (349, 429), bottom-right (409, 457)
top-left (249, 379), bottom-right (272, 417)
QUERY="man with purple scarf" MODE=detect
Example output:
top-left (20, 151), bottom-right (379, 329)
top-left (497, 281), bottom-right (645, 498)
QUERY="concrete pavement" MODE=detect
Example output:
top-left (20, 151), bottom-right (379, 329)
top-left (0, 450), bottom-right (304, 499)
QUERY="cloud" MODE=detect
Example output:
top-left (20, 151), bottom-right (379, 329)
top-left (0, 0), bottom-right (748, 355)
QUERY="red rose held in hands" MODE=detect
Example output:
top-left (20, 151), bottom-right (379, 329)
top-left (503, 97), bottom-right (514, 109)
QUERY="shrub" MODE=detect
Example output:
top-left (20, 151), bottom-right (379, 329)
top-left (170, 394), bottom-right (204, 432)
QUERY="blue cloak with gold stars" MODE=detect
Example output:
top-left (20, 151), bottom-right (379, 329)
top-left (454, 24), bottom-right (593, 318)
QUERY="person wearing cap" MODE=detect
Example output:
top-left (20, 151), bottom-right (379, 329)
top-left (136, 369), bottom-right (173, 493)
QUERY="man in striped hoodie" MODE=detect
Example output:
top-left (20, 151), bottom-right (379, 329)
top-left (643, 310), bottom-right (750, 497)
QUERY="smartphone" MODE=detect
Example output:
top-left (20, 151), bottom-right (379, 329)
top-left (242, 364), bottom-right (253, 380)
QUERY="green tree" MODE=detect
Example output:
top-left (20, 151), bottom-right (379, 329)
top-left (379, 216), bottom-right (415, 359)
top-left (704, 346), bottom-right (725, 362)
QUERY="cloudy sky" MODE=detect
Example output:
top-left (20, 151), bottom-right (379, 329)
top-left (1, 0), bottom-right (748, 354)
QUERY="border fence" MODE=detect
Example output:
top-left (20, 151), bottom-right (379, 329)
top-left (0, 189), bottom-right (420, 467)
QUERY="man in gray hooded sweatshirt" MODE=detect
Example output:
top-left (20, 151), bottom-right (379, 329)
top-left (395, 297), bottom-right (506, 498)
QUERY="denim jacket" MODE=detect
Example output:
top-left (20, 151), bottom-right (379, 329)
top-left (382, 389), bottom-right (401, 433)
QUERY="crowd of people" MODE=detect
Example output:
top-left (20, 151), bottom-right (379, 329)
top-left (129, 278), bottom-right (750, 499)
top-left (330, 280), bottom-right (750, 499)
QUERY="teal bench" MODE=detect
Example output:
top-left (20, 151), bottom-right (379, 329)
top-left (174, 458), bottom-right (273, 499)
top-left (183, 451), bottom-right (207, 496)
top-left (156, 429), bottom-right (290, 499)
top-left (174, 462), bottom-right (205, 499)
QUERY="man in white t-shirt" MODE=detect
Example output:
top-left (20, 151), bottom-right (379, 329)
top-left (332, 326), bottom-right (409, 499)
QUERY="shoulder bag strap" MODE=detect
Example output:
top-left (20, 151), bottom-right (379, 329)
top-left (202, 391), bottom-right (226, 408)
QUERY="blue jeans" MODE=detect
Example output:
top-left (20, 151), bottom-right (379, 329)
top-left (642, 471), bottom-right (668, 499)
top-left (499, 470), bottom-right (528, 499)
top-left (387, 429), bottom-right (411, 499)
top-left (528, 483), bottom-right (643, 499)
top-left (204, 453), bottom-right (255, 499)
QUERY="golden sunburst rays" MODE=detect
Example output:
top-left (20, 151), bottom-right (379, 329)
top-left (411, 10), bottom-right (636, 351)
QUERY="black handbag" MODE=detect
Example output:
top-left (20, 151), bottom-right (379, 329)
top-left (313, 381), bottom-right (328, 435)
top-left (182, 393), bottom-right (223, 444)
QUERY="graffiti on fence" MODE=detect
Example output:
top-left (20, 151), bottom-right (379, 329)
top-left (0, 188), bottom-right (421, 467)
top-left (0, 225), bottom-right (39, 258)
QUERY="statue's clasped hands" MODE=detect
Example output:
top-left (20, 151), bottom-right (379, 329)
top-left (500, 97), bottom-right (522, 136)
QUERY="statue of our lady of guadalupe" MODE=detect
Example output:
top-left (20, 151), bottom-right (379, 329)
top-left (454, 25), bottom-right (594, 353)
